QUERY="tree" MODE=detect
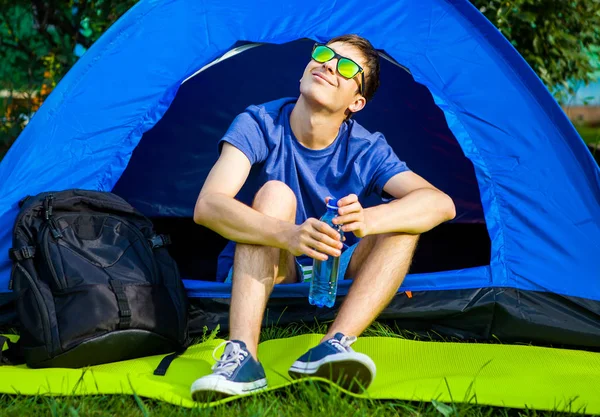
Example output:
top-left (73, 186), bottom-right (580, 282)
top-left (0, 0), bottom-right (137, 157)
top-left (470, 0), bottom-right (600, 102)
top-left (1, 0), bottom-right (599, 157)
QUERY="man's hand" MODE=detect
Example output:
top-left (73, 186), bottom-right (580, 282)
top-left (285, 218), bottom-right (344, 261)
top-left (330, 194), bottom-right (369, 238)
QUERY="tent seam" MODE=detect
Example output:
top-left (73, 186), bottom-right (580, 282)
top-left (416, 73), bottom-right (508, 287)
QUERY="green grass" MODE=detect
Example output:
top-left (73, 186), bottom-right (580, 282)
top-left (0, 321), bottom-right (588, 416)
top-left (576, 125), bottom-right (600, 148)
top-left (0, 384), bottom-right (584, 417)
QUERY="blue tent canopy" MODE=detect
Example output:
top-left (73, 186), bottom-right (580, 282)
top-left (0, 0), bottom-right (599, 338)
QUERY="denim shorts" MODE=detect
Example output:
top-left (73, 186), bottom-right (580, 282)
top-left (224, 242), bottom-right (359, 284)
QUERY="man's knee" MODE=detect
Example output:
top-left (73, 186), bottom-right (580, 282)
top-left (376, 233), bottom-right (419, 260)
top-left (351, 233), bottom-right (419, 269)
top-left (252, 180), bottom-right (297, 220)
top-left (346, 232), bottom-right (419, 278)
top-left (374, 232), bottom-right (419, 247)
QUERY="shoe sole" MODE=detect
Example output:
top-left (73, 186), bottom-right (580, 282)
top-left (190, 377), bottom-right (268, 402)
top-left (288, 352), bottom-right (376, 394)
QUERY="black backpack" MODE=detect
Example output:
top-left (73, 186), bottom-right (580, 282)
top-left (3, 189), bottom-right (188, 370)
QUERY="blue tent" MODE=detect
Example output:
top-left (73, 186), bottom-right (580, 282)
top-left (1, 0), bottom-right (599, 346)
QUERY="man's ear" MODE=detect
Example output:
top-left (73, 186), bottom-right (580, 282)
top-left (348, 95), bottom-right (366, 114)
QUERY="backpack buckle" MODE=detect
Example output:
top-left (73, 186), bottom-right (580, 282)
top-left (9, 246), bottom-right (36, 262)
top-left (148, 234), bottom-right (171, 249)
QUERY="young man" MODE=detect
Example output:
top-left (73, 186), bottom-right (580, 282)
top-left (190, 34), bottom-right (456, 400)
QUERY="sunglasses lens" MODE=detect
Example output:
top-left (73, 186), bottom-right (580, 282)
top-left (338, 58), bottom-right (359, 79)
top-left (312, 45), bottom-right (335, 63)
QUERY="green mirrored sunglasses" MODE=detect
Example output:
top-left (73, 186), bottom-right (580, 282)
top-left (311, 44), bottom-right (365, 96)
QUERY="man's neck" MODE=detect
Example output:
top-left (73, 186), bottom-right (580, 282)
top-left (289, 96), bottom-right (346, 150)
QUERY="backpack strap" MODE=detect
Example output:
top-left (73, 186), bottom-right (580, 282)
top-left (9, 247), bottom-right (37, 289)
top-left (0, 336), bottom-right (24, 365)
top-left (153, 339), bottom-right (191, 376)
top-left (109, 280), bottom-right (132, 330)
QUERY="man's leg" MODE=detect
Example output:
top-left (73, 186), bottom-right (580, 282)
top-left (323, 232), bottom-right (419, 341)
top-left (229, 180), bottom-right (298, 360)
top-left (191, 180), bottom-right (297, 400)
top-left (287, 232), bottom-right (418, 392)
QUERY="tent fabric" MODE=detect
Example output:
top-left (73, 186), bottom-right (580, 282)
top-left (182, 266), bottom-right (491, 299)
top-left (2, 334), bottom-right (600, 412)
top-left (187, 287), bottom-right (600, 350)
top-left (0, 0), bottom-right (598, 304)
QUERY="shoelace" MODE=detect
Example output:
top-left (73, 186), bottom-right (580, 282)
top-left (211, 341), bottom-right (248, 377)
top-left (328, 335), bottom-right (357, 353)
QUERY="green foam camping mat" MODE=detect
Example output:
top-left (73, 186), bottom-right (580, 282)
top-left (2, 334), bottom-right (600, 412)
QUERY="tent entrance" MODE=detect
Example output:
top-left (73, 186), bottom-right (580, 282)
top-left (149, 218), bottom-right (490, 282)
top-left (112, 39), bottom-right (491, 282)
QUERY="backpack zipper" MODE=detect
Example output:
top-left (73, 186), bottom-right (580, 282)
top-left (11, 193), bottom-right (148, 277)
top-left (41, 225), bottom-right (67, 290)
top-left (44, 195), bottom-right (63, 239)
top-left (40, 213), bottom-right (160, 288)
top-left (117, 217), bottom-right (160, 285)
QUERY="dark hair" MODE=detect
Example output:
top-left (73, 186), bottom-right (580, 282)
top-left (326, 34), bottom-right (380, 102)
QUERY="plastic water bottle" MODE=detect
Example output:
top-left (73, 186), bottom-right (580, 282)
top-left (309, 198), bottom-right (344, 308)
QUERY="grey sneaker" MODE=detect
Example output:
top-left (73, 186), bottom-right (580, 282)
top-left (191, 340), bottom-right (267, 401)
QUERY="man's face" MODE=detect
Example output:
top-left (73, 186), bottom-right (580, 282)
top-left (299, 41), bottom-right (367, 114)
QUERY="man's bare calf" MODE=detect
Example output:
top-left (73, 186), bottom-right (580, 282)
top-left (228, 180), bottom-right (298, 359)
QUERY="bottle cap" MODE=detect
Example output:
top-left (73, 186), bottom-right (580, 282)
top-left (326, 198), bottom-right (338, 210)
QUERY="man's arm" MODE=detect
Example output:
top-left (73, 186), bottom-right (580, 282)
top-left (193, 143), bottom-right (295, 250)
top-left (364, 171), bottom-right (456, 235)
top-left (360, 171), bottom-right (456, 236)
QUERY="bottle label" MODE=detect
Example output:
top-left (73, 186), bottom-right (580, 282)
top-left (301, 264), bottom-right (313, 282)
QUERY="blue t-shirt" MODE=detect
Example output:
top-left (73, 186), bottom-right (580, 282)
top-left (215, 97), bottom-right (410, 281)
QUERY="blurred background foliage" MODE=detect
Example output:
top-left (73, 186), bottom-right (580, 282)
top-left (473, 0), bottom-right (600, 100)
top-left (1, 0), bottom-right (599, 158)
top-left (0, 0), bottom-right (137, 157)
